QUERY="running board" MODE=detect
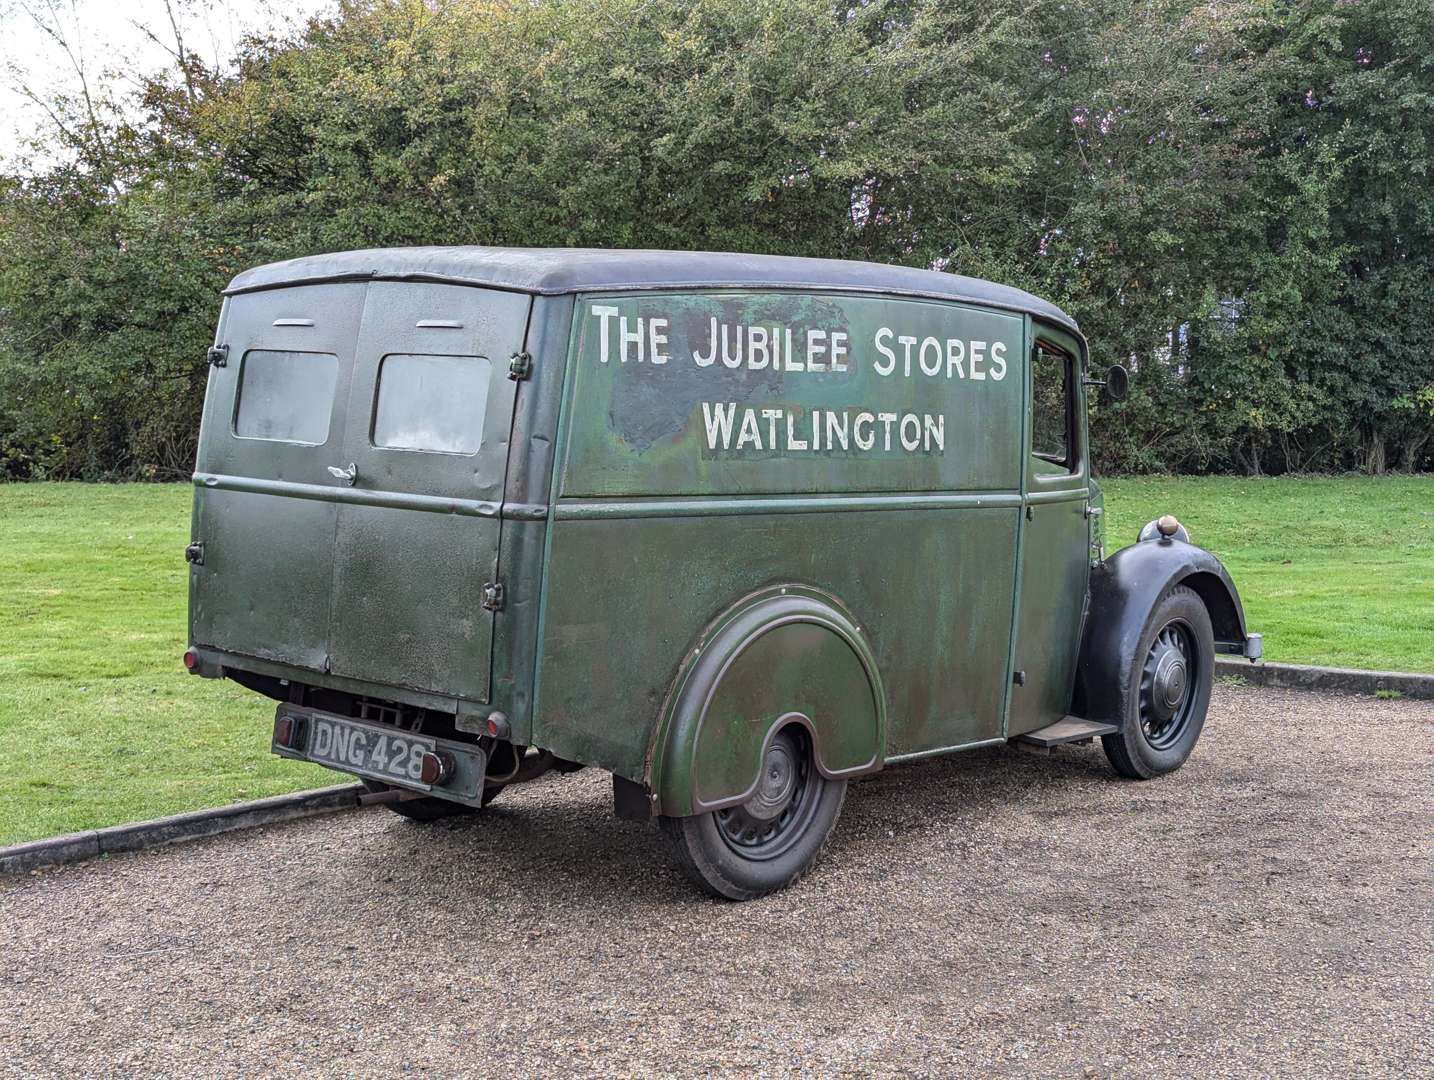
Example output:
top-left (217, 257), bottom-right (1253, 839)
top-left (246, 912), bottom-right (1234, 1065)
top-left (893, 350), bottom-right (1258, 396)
top-left (1012, 717), bottom-right (1118, 751)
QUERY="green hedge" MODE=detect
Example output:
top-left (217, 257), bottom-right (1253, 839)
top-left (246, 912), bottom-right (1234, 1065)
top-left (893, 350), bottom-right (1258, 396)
top-left (2, 0), bottom-right (1431, 479)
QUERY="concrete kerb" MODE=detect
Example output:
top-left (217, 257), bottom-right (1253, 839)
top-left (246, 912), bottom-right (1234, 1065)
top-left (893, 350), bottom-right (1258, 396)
top-left (3, 661), bottom-right (1429, 876)
top-left (1215, 658), bottom-right (1434, 700)
top-left (0, 783), bottom-right (366, 876)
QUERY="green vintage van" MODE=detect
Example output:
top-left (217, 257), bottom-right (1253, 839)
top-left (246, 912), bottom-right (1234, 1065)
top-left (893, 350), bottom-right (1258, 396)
top-left (185, 248), bottom-right (1259, 899)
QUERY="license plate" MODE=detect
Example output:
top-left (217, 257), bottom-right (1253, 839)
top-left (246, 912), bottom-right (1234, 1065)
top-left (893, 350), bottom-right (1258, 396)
top-left (304, 714), bottom-right (435, 785)
top-left (271, 707), bottom-right (487, 805)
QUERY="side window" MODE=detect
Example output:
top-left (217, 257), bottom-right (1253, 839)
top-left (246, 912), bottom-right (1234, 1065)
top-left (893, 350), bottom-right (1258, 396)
top-left (1031, 347), bottom-right (1073, 472)
top-left (372, 353), bottom-right (491, 455)
top-left (234, 349), bottom-right (339, 445)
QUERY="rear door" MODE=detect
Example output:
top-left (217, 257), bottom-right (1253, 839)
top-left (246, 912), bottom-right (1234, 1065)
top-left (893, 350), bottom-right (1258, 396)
top-left (190, 282), bottom-right (366, 670)
top-left (325, 282), bottom-right (530, 703)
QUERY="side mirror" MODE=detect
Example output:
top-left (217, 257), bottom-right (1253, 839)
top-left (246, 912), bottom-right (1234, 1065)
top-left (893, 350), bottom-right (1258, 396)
top-left (1085, 364), bottom-right (1129, 403)
top-left (1104, 364), bottom-right (1130, 402)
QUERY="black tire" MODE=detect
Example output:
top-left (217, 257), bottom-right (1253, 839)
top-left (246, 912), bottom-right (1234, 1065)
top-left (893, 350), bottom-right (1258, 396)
top-left (1102, 584), bottom-right (1215, 780)
top-left (361, 778), bottom-right (503, 821)
top-left (659, 726), bottom-right (847, 901)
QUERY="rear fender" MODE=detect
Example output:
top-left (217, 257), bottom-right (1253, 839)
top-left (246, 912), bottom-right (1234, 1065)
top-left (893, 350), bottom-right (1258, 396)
top-left (1076, 539), bottom-right (1253, 724)
top-left (648, 586), bottom-right (886, 818)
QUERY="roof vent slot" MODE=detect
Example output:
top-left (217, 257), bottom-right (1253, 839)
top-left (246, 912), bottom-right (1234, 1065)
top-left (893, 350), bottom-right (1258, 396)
top-left (272, 318), bottom-right (315, 327)
top-left (416, 319), bottom-right (464, 329)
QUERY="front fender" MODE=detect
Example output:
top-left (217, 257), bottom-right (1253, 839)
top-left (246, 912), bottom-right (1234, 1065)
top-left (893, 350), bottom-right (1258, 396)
top-left (1076, 539), bottom-right (1254, 724)
top-left (648, 586), bottom-right (886, 818)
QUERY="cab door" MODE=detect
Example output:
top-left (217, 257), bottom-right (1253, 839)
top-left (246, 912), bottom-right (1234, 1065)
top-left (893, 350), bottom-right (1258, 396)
top-left (325, 282), bottom-right (530, 704)
top-left (1008, 335), bottom-right (1092, 736)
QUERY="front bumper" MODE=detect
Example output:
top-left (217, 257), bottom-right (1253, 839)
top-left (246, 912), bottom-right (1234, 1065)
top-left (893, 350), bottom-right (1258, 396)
top-left (1215, 632), bottom-right (1262, 661)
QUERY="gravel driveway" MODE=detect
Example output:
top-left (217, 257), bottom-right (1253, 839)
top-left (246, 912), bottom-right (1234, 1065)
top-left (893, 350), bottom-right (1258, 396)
top-left (1, 684), bottom-right (1430, 1079)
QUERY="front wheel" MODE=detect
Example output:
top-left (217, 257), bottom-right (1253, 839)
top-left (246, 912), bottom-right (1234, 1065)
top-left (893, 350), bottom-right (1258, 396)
top-left (659, 726), bottom-right (847, 901)
top-left (1102, 584), bottom-right (1215, 779)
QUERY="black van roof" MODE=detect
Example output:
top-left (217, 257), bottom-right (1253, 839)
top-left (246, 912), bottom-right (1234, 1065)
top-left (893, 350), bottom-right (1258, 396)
top-left (224, 246), bottom-right (1079, 333)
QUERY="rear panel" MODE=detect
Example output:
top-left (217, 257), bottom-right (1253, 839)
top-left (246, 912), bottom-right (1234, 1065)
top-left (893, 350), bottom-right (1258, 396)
top-left (190, 280), bottom-right (530, 708)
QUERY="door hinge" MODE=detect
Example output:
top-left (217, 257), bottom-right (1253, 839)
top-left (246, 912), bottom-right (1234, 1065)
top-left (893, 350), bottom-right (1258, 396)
top-left (481, 582), bottom-right (506, 611)
top-left (184, 541), bottom-right (204, 566)
top-left (507, 351), bottom-right (532, 380)
top-left (207, 344), bottom-right (229, 368)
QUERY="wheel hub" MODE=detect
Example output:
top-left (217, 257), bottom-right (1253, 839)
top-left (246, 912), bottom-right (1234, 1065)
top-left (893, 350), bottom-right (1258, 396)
top-left (1150, 647), bottom-right (1188, 721)
top-left (744, 740), bottom-right (797, 821)
top-left (715, 728), bottom-right (815, 860)
top-left (1139, 621), bottom-right (1198, 750)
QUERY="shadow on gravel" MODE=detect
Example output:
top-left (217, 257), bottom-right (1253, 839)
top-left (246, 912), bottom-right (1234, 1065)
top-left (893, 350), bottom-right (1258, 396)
top-left (313, 738), bottom-right (1130, 914)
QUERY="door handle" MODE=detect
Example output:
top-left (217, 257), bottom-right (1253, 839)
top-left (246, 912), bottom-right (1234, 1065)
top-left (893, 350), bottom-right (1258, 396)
top-left (327, 462), bottom-right (357, 487)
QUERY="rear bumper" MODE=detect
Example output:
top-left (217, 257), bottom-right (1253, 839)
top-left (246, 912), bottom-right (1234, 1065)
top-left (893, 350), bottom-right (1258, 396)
top-left (183, 643), bottom-right (486, 719)
top-left (270, 704), bottom-right (488, 807)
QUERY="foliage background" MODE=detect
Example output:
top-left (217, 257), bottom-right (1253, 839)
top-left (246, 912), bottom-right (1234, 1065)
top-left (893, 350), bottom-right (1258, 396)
top-left (1, 0), bottom-right (1431, 479)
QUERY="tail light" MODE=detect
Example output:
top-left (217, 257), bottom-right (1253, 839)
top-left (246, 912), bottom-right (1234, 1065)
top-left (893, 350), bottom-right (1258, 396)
top-left (273, 713), bottom-right (306, 750)
top-left (485, 711), bottom-right (511, 740)
top-left (419, 751), bottom-right (455, 786)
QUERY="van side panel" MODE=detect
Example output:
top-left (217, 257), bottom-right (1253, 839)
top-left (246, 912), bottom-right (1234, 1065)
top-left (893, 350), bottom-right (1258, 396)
top-left (532, 291), bottom-right (1024, 778)
top-left (537, 508), bottom-right (1019, 778)
top-left (560, 292), bottom-right (1022, 496)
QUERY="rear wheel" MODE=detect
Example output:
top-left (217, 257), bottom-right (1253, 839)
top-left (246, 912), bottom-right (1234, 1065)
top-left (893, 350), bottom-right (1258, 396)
top-left (1102, 585), bottom-right (1214, 779)
top-left (660, 726), bottom-right (846, 901)
top-left (361, 778), bottom-right (503, 821)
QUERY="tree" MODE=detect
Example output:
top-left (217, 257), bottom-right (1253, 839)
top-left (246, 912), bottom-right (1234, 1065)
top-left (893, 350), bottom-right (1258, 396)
top-left (1268, 0), bottom-right (1434, 473)
top-left (0, 0), bottom-right (1429, 477)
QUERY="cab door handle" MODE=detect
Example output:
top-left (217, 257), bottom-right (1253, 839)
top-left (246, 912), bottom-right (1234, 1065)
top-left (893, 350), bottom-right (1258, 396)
top-left (327, 463), bottom-right (357, 487)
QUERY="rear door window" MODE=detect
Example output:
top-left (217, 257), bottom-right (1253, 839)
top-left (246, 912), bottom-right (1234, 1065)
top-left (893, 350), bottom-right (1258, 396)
top-left (371, 353), bottom-right (491, 455)
top-left (233, 349), bottom-right (339, 445)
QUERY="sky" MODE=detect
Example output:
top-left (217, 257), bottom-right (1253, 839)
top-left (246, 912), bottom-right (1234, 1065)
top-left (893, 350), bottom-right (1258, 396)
top-left (0, 0), bottom-right (333, 163)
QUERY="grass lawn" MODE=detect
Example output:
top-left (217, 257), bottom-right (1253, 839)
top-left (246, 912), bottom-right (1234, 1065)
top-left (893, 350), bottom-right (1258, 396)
top-left (0, 484), bottom-right (334, 847)
top-left (1, 476), bottom-right (1430, 846)
top-left (1100, 475), bottom-right (1432, 675)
